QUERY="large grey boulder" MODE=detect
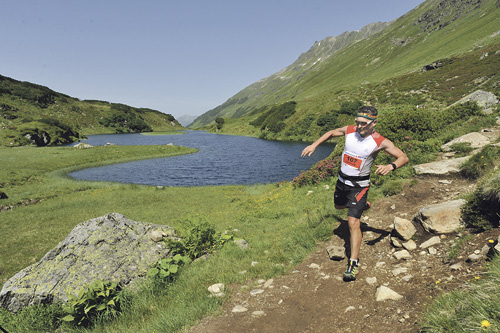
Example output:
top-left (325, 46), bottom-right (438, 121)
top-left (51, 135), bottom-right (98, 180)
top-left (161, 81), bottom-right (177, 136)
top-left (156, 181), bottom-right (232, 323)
top-left (441, 132), bottom-right (491, 152)
top-left (451, 89), bottom-right (499, 114)
top-left (413, 156), bottom-right (470, 175)
top-left (415, 200), bottom-right (466, 234)
top-left (0, 213), bottom-right (175, 312)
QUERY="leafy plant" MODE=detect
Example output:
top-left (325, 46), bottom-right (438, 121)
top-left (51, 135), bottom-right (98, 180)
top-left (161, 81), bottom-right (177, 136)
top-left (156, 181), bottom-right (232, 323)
top-left (61, 280), bottom-right (122, 327)
top-left (165, 216), bottom-right (217, 260)
top-left (147, 253), bottom-right (191, 282)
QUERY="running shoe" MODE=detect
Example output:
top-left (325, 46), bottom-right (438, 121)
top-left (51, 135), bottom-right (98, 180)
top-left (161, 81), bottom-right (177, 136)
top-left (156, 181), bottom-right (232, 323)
top-left (343, 260), bottom-right (359, 282)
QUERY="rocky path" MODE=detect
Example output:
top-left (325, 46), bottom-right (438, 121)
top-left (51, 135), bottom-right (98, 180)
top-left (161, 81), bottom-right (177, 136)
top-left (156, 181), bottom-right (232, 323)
top-left (186, 174), bottom-right (499, 333)
top-left (186, 126), bottom-right (500, 333)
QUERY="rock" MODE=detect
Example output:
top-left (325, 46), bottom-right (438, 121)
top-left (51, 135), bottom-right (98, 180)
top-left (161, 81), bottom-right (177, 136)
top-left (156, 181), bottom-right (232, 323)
top-left (234, 238), bottom-right (249, 250)
top-left (441, 132), bottom-right (491, 151)
top-left (393, 217), bottom-right (417, 241)
top-left (345, 306), bottom-right (356, 313)
top-left (208, 283), bottom-right (225, 297)
top-left (450, 263), bottom-right (462, 271)
top-left (366, 277), bottom-right (377, 285)
top-left (308, 263), bottom-right (321, 269)
top-left (451, 89), bottom-right (499, 114)
top-left (402, 275), bottom-right (413, 282)
top-left (467, 254), bottom-right (482, 262)
top-left (74, 142), bottom-right (94, 149)
top-left (149, 230), bottom-right (165, 242)
top-left (306, 191), bottom-right (314, 196)
top-left (392, 267), bottom-right (408, 276)
top-left (0, 191), bottom-right (8, 200)
top-left (250, 289), bottom-right (265, 296)
top-left (415, 200), bottom-right (466, 234)
top-left (393, 250), bottom-right (412, 260)
top-left (391, 236), bottom-right (403, 248)
top-left (326, 245), bottom-right (345, 260)
top-left (428, 247), bottom-right (438, 255)
top-left (376, 286), bottom-right (403, 301)
top-left (252, 310), bottom-right (265, 317)
top-left (263, 279), bottom-right (274, 289)
top-left (413, 156), bottom-right (470, 175)
top-left (402, 240), bottom-right (417, 251)
top-left (232, 305), bottom-right (248, 313)
top-left (420, 236), bottom-right (441, 249)
top-left (0, 213), bottom-right (175, 313)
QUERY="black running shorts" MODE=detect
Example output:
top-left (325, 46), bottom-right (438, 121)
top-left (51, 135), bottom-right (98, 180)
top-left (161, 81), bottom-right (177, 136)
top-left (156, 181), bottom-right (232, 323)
top-left (334, 179), bottom-right (370, 219)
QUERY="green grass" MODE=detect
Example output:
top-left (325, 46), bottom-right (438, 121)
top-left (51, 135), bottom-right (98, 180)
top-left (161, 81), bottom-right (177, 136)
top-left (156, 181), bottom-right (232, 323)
top-left (420, 254), bottom-right (500, 332)
top-left (0, 145), bottom-right (341, 332)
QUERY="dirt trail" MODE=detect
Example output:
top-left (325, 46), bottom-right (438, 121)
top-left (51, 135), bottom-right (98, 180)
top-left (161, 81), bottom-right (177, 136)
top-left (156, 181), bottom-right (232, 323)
top-left (186, 174), bottom-right (500, 332)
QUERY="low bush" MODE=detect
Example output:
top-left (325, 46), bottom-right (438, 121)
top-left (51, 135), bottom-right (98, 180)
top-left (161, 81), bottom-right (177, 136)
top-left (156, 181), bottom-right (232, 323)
top-left (460, 145), bottom-right (500, 180)
top-left (461, 170), bottom-right (500, 231)
top-left (292, 156), bottom-right (340, 187)
top-left (164, 216), bottom-right (217, 260)
top-left (61, 280), bottom-right (122, 327)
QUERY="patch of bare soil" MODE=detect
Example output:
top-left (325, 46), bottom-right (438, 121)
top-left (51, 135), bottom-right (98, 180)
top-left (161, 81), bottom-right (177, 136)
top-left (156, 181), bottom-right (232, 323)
top-left (186, 175), bottom-right (499, 333)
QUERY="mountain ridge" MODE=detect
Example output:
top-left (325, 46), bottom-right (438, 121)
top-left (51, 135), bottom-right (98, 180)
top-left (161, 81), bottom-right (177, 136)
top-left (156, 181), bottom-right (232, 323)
top-left (189, 0), bottom-right (500, 135)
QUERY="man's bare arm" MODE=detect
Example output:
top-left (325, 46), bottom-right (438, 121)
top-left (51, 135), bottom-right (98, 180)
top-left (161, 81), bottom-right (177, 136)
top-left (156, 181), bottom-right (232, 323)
top-left (301, 126), bottom-right (347, 157)
top-left (374, 139), bottom-right (409, 175)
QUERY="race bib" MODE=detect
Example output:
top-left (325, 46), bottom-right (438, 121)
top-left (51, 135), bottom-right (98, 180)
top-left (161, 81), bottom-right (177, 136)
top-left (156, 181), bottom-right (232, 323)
top-left (343, 152), bottom-right (362, 169)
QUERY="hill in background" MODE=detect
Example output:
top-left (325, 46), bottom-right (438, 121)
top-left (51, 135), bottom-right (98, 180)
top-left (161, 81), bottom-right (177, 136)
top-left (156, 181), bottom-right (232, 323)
top-left (190, 0), bottom-right (500, 141)
top-left (0, 75), bottom-right (183, 147)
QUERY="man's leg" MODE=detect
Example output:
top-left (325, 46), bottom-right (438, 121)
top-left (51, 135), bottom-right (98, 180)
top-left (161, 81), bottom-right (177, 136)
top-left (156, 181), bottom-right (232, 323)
top-left (348, 215), bottom-right (362, 260)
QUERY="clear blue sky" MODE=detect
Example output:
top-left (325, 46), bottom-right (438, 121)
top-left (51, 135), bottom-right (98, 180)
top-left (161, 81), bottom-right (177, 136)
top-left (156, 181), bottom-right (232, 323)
top-left (0, 0), bottom-right (424, 118)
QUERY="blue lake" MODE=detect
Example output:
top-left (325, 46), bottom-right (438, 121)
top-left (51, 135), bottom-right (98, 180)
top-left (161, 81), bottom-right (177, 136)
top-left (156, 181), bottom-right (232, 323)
top-left (69, 131), bottom-right (335, 187)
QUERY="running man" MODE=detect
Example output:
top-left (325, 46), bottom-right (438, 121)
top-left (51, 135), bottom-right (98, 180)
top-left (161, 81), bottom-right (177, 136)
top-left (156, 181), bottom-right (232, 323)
top-left (301, 106), bottom-right (409, 281)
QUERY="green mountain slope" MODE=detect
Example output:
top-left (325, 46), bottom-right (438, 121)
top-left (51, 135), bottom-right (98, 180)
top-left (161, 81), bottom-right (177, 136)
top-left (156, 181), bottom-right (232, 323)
top-left (190, 0), bottom-right (500, 138)
top-left (0, 75), bottom-right (183, 146)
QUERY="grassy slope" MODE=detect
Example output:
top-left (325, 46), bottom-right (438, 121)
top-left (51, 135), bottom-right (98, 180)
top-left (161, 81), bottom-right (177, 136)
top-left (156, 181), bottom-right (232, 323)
top-left (0, 77), bottom-right (184, 146)
top-left (193, 0), bottom-right (500, 135)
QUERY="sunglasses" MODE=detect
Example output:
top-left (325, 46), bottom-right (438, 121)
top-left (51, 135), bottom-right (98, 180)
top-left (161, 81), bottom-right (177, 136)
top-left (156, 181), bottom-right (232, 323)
top-left (354, 119), bottom-right (374, 127)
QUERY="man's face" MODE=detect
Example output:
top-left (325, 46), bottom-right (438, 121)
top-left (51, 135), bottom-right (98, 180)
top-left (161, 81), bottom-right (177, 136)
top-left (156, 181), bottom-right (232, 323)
top-left (355, 117), bottom-right (376, 137)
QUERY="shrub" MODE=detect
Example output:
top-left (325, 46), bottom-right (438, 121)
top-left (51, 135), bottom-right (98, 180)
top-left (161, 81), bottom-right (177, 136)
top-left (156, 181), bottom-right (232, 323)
top-left (99, 111), bottom-right (152, 133)
top-left (377, 107), bottom-right (440, 142)
top-left (249, 101), bottom-right (296, 133)
top-left (449, 142), bottom-right (474, 156)
top-left (443, 101), bottom-right (482, 124)
top-left (215, 117), bottom-right (225, 130)
top-left (165, 216), bottom-right (217, 260)
top-left (460, 145), bottom-right (500, 179)
top-left (61, 280), bottom-right (122, 327)
top-left (461, 170), bottom-right (500, 231)
top-left (292, 156), bottom-right (340, 187)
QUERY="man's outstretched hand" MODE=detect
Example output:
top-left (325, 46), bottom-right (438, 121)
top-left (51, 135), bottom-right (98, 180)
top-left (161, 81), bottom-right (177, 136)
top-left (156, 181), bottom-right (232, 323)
top-left (301, 145), bottom-right (316, 157)
top-left (375, 164), bottom-right (394, 176)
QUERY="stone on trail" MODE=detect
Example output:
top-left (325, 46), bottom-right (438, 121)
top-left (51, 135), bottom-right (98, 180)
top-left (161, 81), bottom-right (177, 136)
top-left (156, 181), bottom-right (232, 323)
top-left (232, 305), bottom-right (248, 313)
top-left (420, 236), bottom-right (441, 249)
top-left (376, 286), bottom-right (403, 301)
top-left (413, 156), bottom-right (470, 175)
top-left (326, 245), bottom-right (345, 260)
top-left (0, 213), bottom-right (175, 313)
top-left (393, 249), bottom-right (412, 260)
top-left (415, 200), bottom-right (466, 234)
top-left (393, 217), bottom-right (416, 241)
